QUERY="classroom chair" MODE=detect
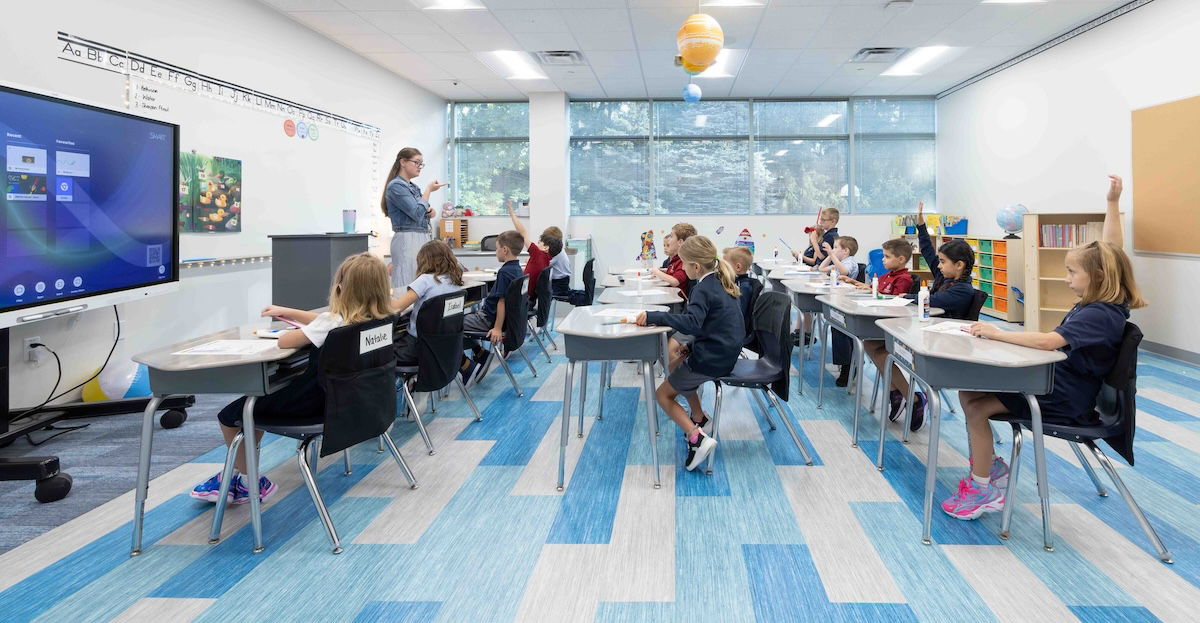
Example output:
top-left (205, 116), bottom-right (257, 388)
top-left (210, 315), bottom-right (418, 555)
top-left (866, 249), bottom-right (885, 281)
top-left (526, 269), bottom-right (555, 363)
top-left (479, 235), bottom-right (498, 252)
top-left (706, 291), bottom-right (816, 473)
top-left (465, 275), bottom-right (536, 397)
top-left (397, 291), bottom-right (483, 456)
top-left (547, 257), bottom-right (595, 334)
top-left (993, 322), bottom-right (1172, 562)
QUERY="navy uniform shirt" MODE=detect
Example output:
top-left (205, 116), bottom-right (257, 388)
top-left (483, 259), bottom-right (522, 322)
top-left (803, 226), bottom-right (839, 262)
top-left (646, 272), bottom-right (744, 377)
top-left (1041, 302), bottom-right (1129, 420)
top-left (907, 223), bottom-right (975, 319)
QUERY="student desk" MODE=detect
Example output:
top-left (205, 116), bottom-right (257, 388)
top-left (554, 305), bottom-right (671, 491)
top-left (874, 317), bottom-right (1065, 549)
top-left (781, 278), bottom-right (849, 395)
top-left (607, 265), bottom-right (661, 276)
top-left (753, 258), bottom-right (801, 274)
top-left (597, 287), bottom-right (683, 307)
top-left (599, 274), bottom-right (667, 289)
top-left (766, 266), bottom-right (818, 290)
top-left (814, 293), bottom-right (943, 449)
top-left (130, 319), bottom-right (309, 555)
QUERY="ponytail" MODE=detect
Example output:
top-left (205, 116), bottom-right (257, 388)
top-left (678, 236), bottom-right (740, 298)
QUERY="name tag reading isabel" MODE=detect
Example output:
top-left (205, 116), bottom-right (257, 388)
top-left (359, 324), bottom-right (392, 354)
top-left (894, 342), bottom-right (914, 366)
top-left (829, 309), bottom-right (846, 326)
top-left (444, 296), bottom-right (465, 317)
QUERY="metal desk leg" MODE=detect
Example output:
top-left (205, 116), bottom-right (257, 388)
top-left (998, 424), bottom-right (1023, 541)
top-left (902, 366), bottom-right (917, 444)
top-left (578, 362), bottom-right (589, 438)
top-left (876, 355), bottom-right (895, 471)
top-left (817, 316), bottom-right (829, 408)
top-left (850, 336), bottom-right (865, 448)
top-left (556, 361), bottom-right (576, 491)
top-left (130, 394), bottom-right (165, 556)
top-left (642, 360), bottom-right (662, 489)
top-left (1027, 394), bottom-right (1054, 552)
top-left (921, 388), bottom-right (943, 546)
top-left (241, 397), bottom-right (264, 553)
top-left (659, 333), bottom-right (669, 378)
top-left (598, 361), bottom-right (608, 421)
top-left (208, 431), bottom-right (244, 544)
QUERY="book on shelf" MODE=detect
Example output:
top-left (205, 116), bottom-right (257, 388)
top-left (1039, 222), bottom-right (1103, 248)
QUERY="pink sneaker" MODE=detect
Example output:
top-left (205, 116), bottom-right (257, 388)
top-left (942, 477), bottom-right (1005, 520)
top-left (968, 457), bottom-right (1011, 489)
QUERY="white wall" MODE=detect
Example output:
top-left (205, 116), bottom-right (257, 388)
top-left (937, 0), bottom-right (1198, 355)
top-left (4, 0), bottom-right (446, 408)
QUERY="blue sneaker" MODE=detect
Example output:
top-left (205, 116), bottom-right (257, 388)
top-left (231, 474), bottom-right (278, 505)
top-left (942, 476), bottom-right (1005, 520)
top-left (190, 472), bottom-right (233, 503)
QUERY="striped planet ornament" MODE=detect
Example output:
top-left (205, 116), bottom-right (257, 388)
top-left (676, 14), bottom-right (723, 68)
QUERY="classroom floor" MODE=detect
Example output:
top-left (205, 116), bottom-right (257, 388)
top-left (1, 333), bottom-right (1198, 622)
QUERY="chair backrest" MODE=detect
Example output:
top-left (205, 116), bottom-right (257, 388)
top-left (866, 249), bottom-right (885, 281)
top-left (533, 269), bottom-right (553, 326)
top-left (502, 274), bottom-right (530, 350)
top-left (908, 279), bottom-right (922, 296)
top-left (582, 257), bottom-right (596, 300)
top-left (743, 277), bottom-right (764, 348)
top-left (965, 290), bottom-right (989, 321)
top-left (480, 235), bottom-right (498, 252)
top-left (410, 290), bottom-right (468, 393)
top-left (1096, 322), bottom-right (1144, 465)
top-left (750, 290), bottom-right (793, 399)
top-left (317, 315), bottom-right (399, 456)
top-left (855, 263), bottom-right (867, 283)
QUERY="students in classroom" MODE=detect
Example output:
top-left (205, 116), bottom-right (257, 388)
top-left (945, 175), bottom-right (1140, 520)
top-left (651, 223), bottom-right (697, 299)
top-left (793, 207), bottom-right (840, 267)
top-left (460, 230), bottom-right (524, 382)
top-left (506, 199), bottom-right (557, 304)
top-left (817, 236), bottom-right (859, 278)
top-left (841, 239), bottom-right (922, 428)
top-left (391, 240), bottom-right (464, 365)
top-left (635, 236), bottom-right (744, 471)
top-left (723, 245), bottom-right (758, 346)
top-left (190, 253), bottom-right (394, 505)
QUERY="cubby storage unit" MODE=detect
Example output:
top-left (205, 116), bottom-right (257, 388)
top-left (1022, 212), bottom-right (1107, 332)
top-left (906, 232), bottom-right (1025, 322)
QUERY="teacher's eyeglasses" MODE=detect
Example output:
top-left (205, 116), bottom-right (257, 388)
top-left (404, 159), bottom-right (425, 169)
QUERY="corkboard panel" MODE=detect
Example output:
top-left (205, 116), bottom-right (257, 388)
top-left (1132, 95), bottom-right (1200, 256)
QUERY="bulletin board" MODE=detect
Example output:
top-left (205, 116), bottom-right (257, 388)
top-left (1131, 94), bottom-right (1200, 256)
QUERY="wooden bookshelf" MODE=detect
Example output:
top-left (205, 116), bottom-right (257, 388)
top-left (1022, 212), bottom-right (1106, 332)
top-left (905, 233), bottom-right (1025, 322)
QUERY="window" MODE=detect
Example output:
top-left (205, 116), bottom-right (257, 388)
top-left (449, 102), bottom-right (528, 215)
top-left (564, 98), bottom-right (934, 216)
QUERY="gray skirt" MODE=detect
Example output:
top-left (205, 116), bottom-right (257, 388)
top-left (390, 230), bottom-right (432, 288)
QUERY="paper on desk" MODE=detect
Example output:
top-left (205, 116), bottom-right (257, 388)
top-left (173, 340), bottom-right (281, 356)
top-left (855, 297), bottom-right (913, 307)
top-left (921, 321), bottom-right (975, 336)
top-left (593, 308), bottom-right (642, 322)
top-left (620, 288), bottom-right (670, 297)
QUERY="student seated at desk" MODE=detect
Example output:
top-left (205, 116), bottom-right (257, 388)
top-left (906, 200), bottom-right (975, 320)
top-left (820, 236), bottom-right (860, 387)
top-left (635, 236), bottom-right (743, 472)
top-left (793, 207), bottom-right (840, 267)
top-left (505, 199), bottom-right (555, 306)
top-left (722, 245), bottom-right (758, 347)
top-left (651, 223), bottom-right (697, 300)
top-left (391, 240), bottom-right (464, 365)
top-left (190, 253), bottom-right (394, 505)
top-left (842, 239), bottom-right (922, 428)
top-left (460, 230), bottom-right (523, 381)
top-left (947, 176), bottom-right (1142, 520)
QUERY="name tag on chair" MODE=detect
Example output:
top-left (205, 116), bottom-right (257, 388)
top-left (444, 297), bottom-right (465, 317)
top-left (360, 324), bottom-right (392, 354)
top-left (829, 310), bottom-right (845, 326)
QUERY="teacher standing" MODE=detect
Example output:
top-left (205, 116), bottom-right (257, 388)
top-left (381, 147), bottom-right (447, 287)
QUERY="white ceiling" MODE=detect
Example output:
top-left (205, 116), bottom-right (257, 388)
top-left (259, 0), bottom-right (1130, 100)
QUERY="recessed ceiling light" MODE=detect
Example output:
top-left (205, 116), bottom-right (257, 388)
top-left (695, 50), bottom-right (738, 79)
top-left (478, 50), bottom-right (548, 80)
top-left (410, 0), bottom-right (486, 10)
top-left (815, 113), bottom-right (842, 128)
top-left (882, 46), bottom-right (949, 76)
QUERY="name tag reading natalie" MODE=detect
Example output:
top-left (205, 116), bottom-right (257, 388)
top-left (360, 324), bottom-right (392, 354)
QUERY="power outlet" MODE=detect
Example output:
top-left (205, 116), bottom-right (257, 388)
top-left (23, 337), bottom-right (44, 365)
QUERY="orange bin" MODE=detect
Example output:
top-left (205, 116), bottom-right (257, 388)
top-left (994, 254), bottom-right (1008, 269)
top-left (994, 298), bottom-right (1008, 313)
top-left (994, 240), bottom-right (1007, 254)
top-left (994, 285), bottom-right (1007, 299)
top-left (994, 269), bottom-right (1007, 284)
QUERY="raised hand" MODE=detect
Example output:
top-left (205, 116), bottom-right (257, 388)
top-left (916, 200), bottom-right (924, 222)
top-left (1106, 175), bottom-right (1123, 203)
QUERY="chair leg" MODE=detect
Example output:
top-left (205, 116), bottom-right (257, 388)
top-left (494, 346), bottom-right (524, 397)
top-left (381, 428), bottom-right (418, 489)
top-left (518, 346), bottom-right (539, 378)
top-left (342, 450), bottom-right (352, 476)
top-left (751, 388), bottom-right (775, 430)
top-left (816, 316), bottom-right (829, 408)
top-left (402, 384), bottom-right (436, 456)
top-left (455, 376), bottom-right (483, 422)
top-left (378, 436), bottom-right (385, 453)
top-left (208, 431), bottom-right (244, 544)
top-left (705, 382), bottom-right (723, 475)
top-left (297, 436), bottom-right (342, 554)
top-left (1088, 442), bottom-right (1173, 563)
top-left (578, 361), bottom-right (589, 438)
top-left (941, 389), bottom-right (957, 414)
top-left (765, 387), bottom-right (814, 466)
top-left (998, 424), bottom-right (1024, 541)
top-left (641, 360), bottom-right (662, 489)
top-left (529, 321), bottom-right (552, 363)
top-left (1070, 442), bottom-right (1107, 497)
top-left (428, 391), bottom-right (437, 414)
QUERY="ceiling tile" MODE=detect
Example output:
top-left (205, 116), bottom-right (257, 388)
top-left (554, 0), bottom-right (626, 8)
top-left (820, 4), bottom-right (891, 32)
top-left (421, 52), bottom-right (498, 79)
top-left (260, 0), bottom-right (345, 10)
top-left (479, 0), bottom-right (550, 9)
top-left (931, 4), bottom-right (1043, 46)
top-left (561, 9), bottom-right (630, 33)
top-left (638, 50), bottom-right (685, 79)
top-left (749, 29), bottom-right (818, 50)
top-left (417, 79), bottom-right (483, 100)
top-left (468, 80), bottom-right (528, 99)
top-left (363, 52), bottom-right (452, 80)
top-left (424, 11), bottom-right (508, 34)
top-left (809, 74), bottom-right (874, 97)
top-left (700, 7), bottom-right (765, 49)
top-left (449, 31), bottom-right (521, 52)
top-left (492, 9), bottom-right (570, 33)
top-left (336, 0), bottom-right (419, 8)
top-left (596, 78), bottom-right (646, 99)
top-left (362, 10), bottom-right (441, 34)
top-left (341, 33), bottom-right (411, 53)
top-left (571, 29), bottom-right (637, 51)
top-left (582, 50), bottom-right (640, 69)
top-left (630, 9), bottom-right (689, 51)
top-left (288, 11), bottom-right (383, 35)
top-left (758, 5), bottom-right (832, 31)
top-left (400, 33), bottom-right (468, 52)
top-left (512, 31), bottom-right (579, 51)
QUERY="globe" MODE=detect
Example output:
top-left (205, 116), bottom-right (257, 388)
top-left (996, 203), bottom-right (1028, 235)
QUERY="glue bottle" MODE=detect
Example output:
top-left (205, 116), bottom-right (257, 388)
top-left (918, 281), bottom-right (930, 322)
top-left (871, 276), bottom-right (879, 299)
top-left (829, 267), bottom-right (838, 289)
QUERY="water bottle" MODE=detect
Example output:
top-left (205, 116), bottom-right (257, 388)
top-left (872, 276), bottom-right (879, 299)
top-left (918, 281), bottom-right (930, 322)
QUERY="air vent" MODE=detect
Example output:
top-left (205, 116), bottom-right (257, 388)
top-left (535, 51), bottom-right (585, 66)
top-left (850, 47), bottom-right (908, 63)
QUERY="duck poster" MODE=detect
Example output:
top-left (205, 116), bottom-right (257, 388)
top-left (178, 152), bottom-right (242, 233)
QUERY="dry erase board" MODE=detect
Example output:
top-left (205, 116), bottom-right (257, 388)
top-left (1131, 94), bottom-right (1200, 256)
